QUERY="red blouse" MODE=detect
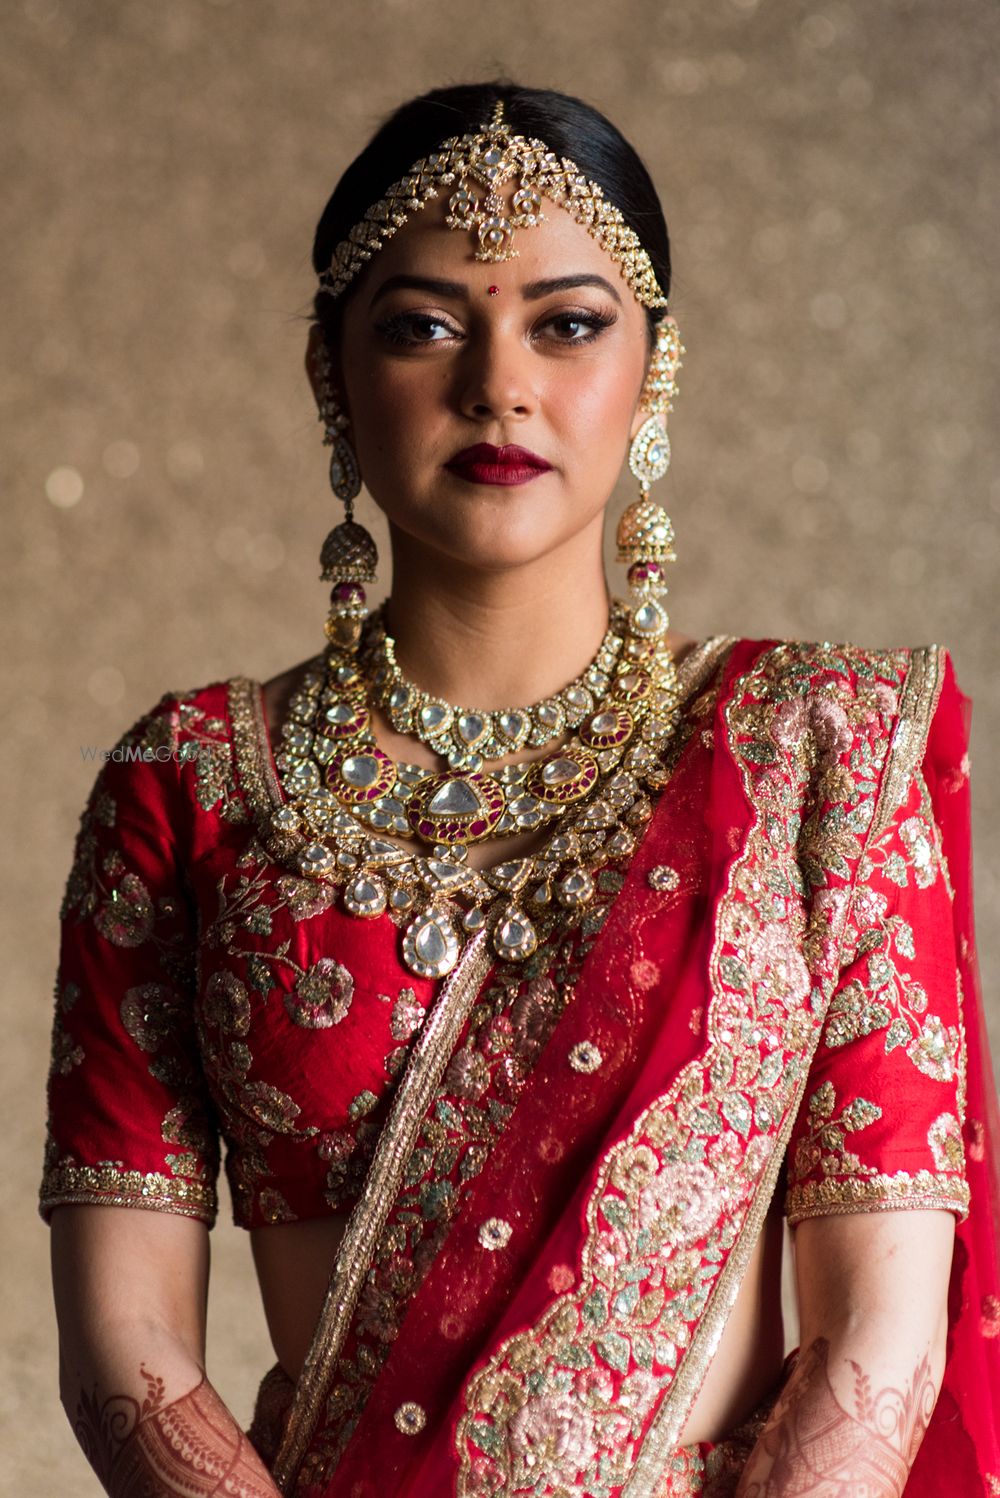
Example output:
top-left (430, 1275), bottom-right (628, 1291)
top-left (39, 647), bottom-right (969, 1234)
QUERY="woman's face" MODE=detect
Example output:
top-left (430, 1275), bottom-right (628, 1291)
top-left (312, 180), bottom-right (654, 573)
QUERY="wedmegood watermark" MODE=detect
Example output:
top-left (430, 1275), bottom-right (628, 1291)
top-left (79, 744), bottom-right (186, 763)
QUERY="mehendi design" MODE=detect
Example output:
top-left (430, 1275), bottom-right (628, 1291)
top-left (737, 1337), bottom-right (937, 1496)
top-left (74, 1364), bottom-right (276, 1497)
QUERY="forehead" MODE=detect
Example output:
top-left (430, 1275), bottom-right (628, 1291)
top-left (349, 178), bottom-right (639, 303)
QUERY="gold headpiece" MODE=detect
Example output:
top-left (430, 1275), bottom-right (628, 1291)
top-left (319, 100), bottom-right (668, 309)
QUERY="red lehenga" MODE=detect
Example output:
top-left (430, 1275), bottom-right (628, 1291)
top-left (40, 635), bottom-right (1000, 1496)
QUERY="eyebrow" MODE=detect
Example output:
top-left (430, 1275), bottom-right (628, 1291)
top-left (368, 272), bottom-right (623, 309)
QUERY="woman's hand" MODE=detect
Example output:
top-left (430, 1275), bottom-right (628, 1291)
top-left (51, 1204), bottom-right (281, 1496)
top-left (735, 1208), bottom-right (955, 1497)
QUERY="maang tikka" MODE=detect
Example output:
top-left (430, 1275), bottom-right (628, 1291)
top-left (617, 316), bottom-right (684, 639)
top-left (314, 339), bottom-right (379, 650)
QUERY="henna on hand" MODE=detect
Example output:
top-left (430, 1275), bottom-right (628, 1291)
top-left (74, 1364), bottom-right (278, 1497)
top-left (737, 1336), bottom-right (938, 1497)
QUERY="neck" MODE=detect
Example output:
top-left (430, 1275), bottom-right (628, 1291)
top-left (381, 526), bottom-right (613, 710)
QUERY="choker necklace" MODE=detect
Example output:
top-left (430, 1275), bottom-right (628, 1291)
top-left (366, 601), bottom-right (630, 770)
top-left (273, 605), bottom-right (681, 855)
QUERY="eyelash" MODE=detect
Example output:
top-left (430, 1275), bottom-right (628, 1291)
top-left (375, 307), bottom-right (618, 348)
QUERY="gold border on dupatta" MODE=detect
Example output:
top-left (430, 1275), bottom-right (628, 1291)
top-left (622, 643), bottom-right (947, 1497)
top-left (869, 645), bottom-right (945, 841)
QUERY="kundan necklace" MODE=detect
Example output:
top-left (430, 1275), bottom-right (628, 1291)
top-left (266, 603), bottom-right (687, 976)
top-left (366, 601), bottom-right (630, 769)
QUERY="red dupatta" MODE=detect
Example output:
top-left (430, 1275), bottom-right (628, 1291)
top-left (254, 637), bottom-right (999, 1498)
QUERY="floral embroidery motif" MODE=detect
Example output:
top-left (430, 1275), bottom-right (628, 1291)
top-left (120, 983), bottom-right (186, 1053)
top-left (95, 872), bottom-right (155, 947)
top-left (792, 1080), bottom-right (882, 1182)
top-left (478, 1217), bottom-right (513, 1251)
top-left (48, 981), bottom-right (84, 1078)
top-left (928, 1113), bottom-right (964, 1173)
top-left (283, 958), bottom-right (355, 1028)
top-left (390, 988), bottom-right (425, 1041)
top-left (175, 699), bottom-right (247, 823)
top-left (569, 1040), bottom-right (604, 1073)
top-left (820, 772), bottom-right (963, 1085)
top-left (393, 1402), bottom-right (427, 1435)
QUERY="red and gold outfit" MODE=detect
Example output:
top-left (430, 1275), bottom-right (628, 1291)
top-left (40, 637), bottom-right (1000, 1495)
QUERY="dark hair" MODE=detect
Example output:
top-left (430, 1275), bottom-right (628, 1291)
top-left (311, 79), bottom-right (671, 351)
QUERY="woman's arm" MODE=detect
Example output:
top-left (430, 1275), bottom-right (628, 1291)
top-left (735, 1209), bottom-right (954, 1497)
top-left (51, 1204), bottom-right (280, 1497)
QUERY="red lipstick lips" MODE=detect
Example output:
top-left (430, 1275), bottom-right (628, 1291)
top-left (445, 443), bottom-right (553, 487)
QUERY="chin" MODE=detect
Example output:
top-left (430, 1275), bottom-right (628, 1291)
top-left (389, 492), bottom-right (596, 572)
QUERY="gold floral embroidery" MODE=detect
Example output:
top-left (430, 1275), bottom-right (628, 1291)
top-left (175, 697), bottom-right (247, 823)
top-left (259, 1187), bottom-right (297, 1224)
top-left (120, 983), bottom-right (186, 1052)
top-left (928, 1112), bottom-right (964, 1172)
top-left (48, 980), bottom-right (84, 1078)
top-left (792, 1080), bottom-right (882, 1181)
top-left (283, 958), bottom-right (355, 1029)
top-left (821, 769), bottom-right (963, 1085)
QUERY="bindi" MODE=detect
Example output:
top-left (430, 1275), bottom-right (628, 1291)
top-left (487, 285), bottom-right (500, 296)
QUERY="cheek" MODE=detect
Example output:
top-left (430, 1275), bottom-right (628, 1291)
top-left (550, 362), bottom-right (640, 455)
top-left (352, 366), bottom-right (449, 456)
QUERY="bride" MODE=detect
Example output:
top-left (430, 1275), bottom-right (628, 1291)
top-left (42, 81), bottom-right (999, 1497)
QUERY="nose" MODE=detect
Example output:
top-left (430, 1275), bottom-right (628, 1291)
top-left (455, 328), bottom-right (536, 424)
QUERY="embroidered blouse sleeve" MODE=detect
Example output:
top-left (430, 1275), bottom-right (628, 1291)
top-left (39, 693), bottom-right (219, 1226)
top-left (784, 680), bottom-right (970, 1226)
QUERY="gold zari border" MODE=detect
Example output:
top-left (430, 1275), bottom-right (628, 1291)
top-left (39, 1158), bottom-right (217, 1225)
top-left (786, 1170), bottom-right (970, 1224)
top-left (869, 645), bottom-right (944, 840)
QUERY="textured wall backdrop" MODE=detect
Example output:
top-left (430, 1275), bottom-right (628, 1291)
top-left (3, 1), bottom-right (998, 1491)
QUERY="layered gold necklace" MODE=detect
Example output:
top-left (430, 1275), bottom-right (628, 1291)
top-left (268, 603), bottom-right (684, 977)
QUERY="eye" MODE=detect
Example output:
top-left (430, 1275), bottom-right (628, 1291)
top-left (540, 308), bottom-right (618, 344)
top-left (375, 311), bottom-right (459, 347)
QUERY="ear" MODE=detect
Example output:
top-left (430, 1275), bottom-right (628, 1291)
top-left (305, 323), bottom-right (350, 426)
top-left (629, 330), bottom-right (655, 444)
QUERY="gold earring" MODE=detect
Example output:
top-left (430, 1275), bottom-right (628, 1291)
top-left (314, 340), bottom-right (378, 651)
top-left (618, 317), bottom-right (683, 638)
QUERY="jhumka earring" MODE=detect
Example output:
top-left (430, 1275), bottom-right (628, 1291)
top-left (314, 340), bottom-right (378, 650)
top-left (617, 316), bottom-right (684, 639)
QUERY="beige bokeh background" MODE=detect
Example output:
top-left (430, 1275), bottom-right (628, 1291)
top-left (3, 1), bottom-right (998, 1491)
